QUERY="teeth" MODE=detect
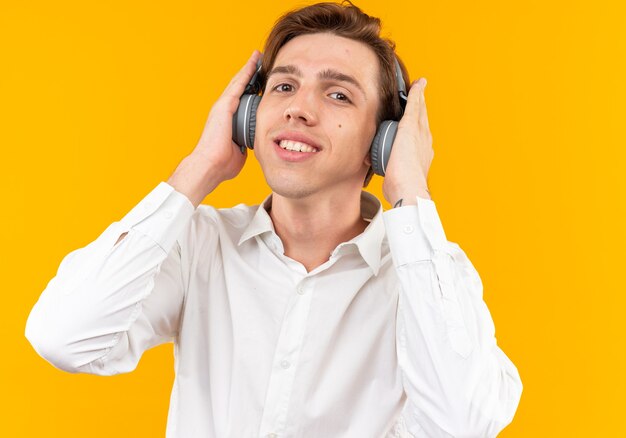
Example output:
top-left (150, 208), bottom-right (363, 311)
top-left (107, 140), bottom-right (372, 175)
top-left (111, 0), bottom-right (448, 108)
top-left (279, 139), bottom-right (318, 153)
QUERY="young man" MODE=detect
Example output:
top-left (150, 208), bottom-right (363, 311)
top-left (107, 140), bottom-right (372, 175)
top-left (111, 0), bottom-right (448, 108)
top-left (26, 2), bottom-right (522, 437)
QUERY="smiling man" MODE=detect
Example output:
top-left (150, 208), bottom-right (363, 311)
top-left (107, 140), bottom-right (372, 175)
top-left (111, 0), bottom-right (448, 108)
top-left (26, 2), bottom-right (522, 437)
top-left (254, 32), bottom-right (382, 272)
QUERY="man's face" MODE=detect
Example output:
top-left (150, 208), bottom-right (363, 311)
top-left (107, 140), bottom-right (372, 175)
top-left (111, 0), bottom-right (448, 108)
top-left (254, 32), bottom-right (381, 200)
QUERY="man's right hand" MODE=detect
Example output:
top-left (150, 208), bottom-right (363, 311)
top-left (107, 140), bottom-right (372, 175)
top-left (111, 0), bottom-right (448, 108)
top-left (167, 50), bottom-right (263, 208)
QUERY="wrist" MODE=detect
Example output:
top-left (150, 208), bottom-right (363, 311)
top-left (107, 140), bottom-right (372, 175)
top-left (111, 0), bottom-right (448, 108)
top-left (167, 155), bottom-right (224, 208)
top-left (385, 183), bottom-right (431, 207)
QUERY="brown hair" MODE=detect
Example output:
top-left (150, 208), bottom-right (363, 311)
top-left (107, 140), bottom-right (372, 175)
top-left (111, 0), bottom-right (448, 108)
top-left (260, 1), bottom-right (411, 186)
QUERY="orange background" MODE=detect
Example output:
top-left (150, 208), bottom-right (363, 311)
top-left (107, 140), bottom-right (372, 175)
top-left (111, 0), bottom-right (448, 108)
top-left (2, 0), bottom-right (625, 436)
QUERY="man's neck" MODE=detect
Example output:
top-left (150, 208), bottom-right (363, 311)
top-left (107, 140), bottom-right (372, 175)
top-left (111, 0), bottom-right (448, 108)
top-left (269, 190), bottom-right (368, 272)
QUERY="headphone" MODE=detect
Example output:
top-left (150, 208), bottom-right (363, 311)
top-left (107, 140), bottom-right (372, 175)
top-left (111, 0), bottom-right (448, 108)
top-left (232, 56), bottom-right (407, 176)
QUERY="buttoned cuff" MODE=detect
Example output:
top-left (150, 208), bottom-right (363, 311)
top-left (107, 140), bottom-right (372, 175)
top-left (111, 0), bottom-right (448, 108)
top-left (383, 195), bottom-right (447, 266)
top-left (119, 182), bottom-right (195, 254)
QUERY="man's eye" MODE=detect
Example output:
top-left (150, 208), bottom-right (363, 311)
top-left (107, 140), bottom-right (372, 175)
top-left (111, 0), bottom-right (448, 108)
top-left (329, 92), bottom-right (351, 103)
top-left (273, 83), bottom-right (294, 92)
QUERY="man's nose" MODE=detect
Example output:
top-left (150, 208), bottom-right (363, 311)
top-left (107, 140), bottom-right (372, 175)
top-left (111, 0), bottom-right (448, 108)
top-left (283, 89), bottom-right (317, 125)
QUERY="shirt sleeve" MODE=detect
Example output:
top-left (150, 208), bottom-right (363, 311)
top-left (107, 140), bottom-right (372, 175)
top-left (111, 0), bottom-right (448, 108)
top-left (382, 197), bottom-right (523, 438)
top-left (25, 182), bottom-right (195, 376)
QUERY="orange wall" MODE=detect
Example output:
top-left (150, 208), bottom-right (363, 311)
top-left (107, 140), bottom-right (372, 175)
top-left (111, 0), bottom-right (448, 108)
top-left (3, 0), bottom-right (625, 436)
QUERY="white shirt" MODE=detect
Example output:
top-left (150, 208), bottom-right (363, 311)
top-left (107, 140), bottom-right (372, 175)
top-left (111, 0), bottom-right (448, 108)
top-left (25, 182), bottom-right (522, 438)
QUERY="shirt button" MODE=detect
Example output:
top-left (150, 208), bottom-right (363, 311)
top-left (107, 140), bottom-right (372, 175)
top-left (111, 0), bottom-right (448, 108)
top-left (297, 285), bottom-right (306, 295)
top-left (267, 434), bottom-right (277, 438)
top-left (403, 225), bottom-right (415, 234)
top-left (164, 210), bottom-right (173, 219)
top-left (280, 360), bottom-right (291, 369)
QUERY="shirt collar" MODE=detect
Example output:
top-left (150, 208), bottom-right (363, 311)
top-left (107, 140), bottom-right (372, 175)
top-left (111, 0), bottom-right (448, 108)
top-left (238, 192), bottom-right (385, 275)
top-left (352, 191), bottom-right (385, 275)
top-left (237, 195), bottom-right (275, 245)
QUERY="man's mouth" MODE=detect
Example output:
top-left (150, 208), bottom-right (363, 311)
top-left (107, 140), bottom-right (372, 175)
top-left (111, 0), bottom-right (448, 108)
top-left (277, 140), bottom-right (319, 153)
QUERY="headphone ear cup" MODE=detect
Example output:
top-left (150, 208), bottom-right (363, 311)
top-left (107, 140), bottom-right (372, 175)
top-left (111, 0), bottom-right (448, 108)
top-left (247, 94), bottom-right (261, 149)
top-left (232, 94), bottom-right (262, 151)
top-left (370, 120), bottom-right (398, 176)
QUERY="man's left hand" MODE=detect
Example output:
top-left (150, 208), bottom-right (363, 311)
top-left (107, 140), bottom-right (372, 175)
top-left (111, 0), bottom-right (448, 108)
top-left (382, 78), bottom-right (433, 205)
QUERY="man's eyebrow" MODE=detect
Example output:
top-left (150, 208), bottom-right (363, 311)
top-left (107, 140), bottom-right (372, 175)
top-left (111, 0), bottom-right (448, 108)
top-left (267, 65), bottom-right (366, 99)
top-left (267, 64), bottom-right (302, 78)
top-left (318, 68), bottom-right (366, 98)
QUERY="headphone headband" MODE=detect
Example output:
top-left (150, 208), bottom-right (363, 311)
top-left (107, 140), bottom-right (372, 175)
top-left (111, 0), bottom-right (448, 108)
top-left (393, 57), bottom-right (408, 113)
top-left (244, 59), bottom-right (263, 95)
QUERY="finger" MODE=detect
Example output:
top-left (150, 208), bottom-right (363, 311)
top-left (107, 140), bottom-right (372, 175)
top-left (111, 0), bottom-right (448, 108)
top-left (417, 81), bottom-right (430, 132)
top-left (402, 77), bottom-right (426, 120)
top-left (222, 50), bottom-right (262, 99)
top-left (403, 78), bottom-right (431, 132)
